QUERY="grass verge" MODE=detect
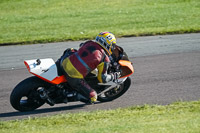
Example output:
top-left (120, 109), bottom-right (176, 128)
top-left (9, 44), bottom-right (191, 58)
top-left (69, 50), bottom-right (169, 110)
top-left (0, 100), bottom-right (200, 133)
top-left (0, 0), bottom-right (200, 45)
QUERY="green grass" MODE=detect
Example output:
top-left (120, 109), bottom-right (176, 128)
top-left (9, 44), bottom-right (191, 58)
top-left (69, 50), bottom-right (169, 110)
top-left (1, 100), bottom-right (200, 133)
top-left (0, 0), bottom-right (200, 45)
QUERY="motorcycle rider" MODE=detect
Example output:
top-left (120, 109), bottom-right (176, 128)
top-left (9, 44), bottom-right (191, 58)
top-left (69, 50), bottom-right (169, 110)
top-left (61, 32), bottom-right (121, 104)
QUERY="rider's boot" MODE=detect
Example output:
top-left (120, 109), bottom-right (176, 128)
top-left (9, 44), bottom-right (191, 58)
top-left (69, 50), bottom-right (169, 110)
top-left (76, 93), bottom-right (89, 103)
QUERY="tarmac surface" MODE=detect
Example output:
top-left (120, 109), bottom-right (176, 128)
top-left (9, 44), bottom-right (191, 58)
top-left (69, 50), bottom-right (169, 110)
top-left (0, 33), bottom-right (200, 120)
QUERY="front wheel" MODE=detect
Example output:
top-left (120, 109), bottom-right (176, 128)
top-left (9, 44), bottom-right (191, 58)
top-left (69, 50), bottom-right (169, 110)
top-left (10, 76), bottom-right (50, 112)
top-left (97, 77), bottom-right (131, 102)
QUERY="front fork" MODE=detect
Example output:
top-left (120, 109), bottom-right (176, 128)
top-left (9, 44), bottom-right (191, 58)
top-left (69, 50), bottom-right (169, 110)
top-left (97, 77), bottom-right (127, 96)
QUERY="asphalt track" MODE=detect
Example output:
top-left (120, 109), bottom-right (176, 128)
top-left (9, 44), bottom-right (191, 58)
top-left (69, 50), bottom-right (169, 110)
top-left (0, 33), bottom-right (200, 121)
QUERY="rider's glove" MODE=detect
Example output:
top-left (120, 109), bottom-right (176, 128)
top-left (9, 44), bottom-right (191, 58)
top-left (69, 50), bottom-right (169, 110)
top-left (112, 72), bottom-right (121, 81)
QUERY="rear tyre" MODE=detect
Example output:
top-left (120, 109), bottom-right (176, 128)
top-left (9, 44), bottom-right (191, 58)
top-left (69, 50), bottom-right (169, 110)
top-left (97, 77), bottom-right (131, 102)
top-left (10, 76), bottom-right (50, 112)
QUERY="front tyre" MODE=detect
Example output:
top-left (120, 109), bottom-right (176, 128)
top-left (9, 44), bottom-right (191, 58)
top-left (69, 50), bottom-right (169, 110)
top-left (10, 76), bottom-right (50, 112)
top-left (97, 77), bottom-right (131, 102)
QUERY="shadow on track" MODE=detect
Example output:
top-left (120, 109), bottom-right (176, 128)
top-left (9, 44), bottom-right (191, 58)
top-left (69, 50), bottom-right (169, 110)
top-left (0, 103), bottom-right (86, 119)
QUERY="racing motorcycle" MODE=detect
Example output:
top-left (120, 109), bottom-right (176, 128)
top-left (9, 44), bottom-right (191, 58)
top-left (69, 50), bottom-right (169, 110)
top-left (10, 47), bottom-right (134, 112)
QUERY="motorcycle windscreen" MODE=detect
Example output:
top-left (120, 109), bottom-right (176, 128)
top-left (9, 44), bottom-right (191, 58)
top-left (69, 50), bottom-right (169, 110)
top-left (118, 60), bottom-right (134, 78)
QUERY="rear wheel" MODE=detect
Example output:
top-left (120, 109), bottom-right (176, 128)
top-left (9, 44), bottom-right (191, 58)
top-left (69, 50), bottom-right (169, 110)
top-left (10, 76), bottom-right (50, 112)
top-left (97, 77), bottom-right (131, 102)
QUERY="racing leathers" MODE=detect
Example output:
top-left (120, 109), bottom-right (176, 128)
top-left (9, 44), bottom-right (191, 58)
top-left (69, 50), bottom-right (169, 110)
top-left (61, 40), bottom-right (114, 103)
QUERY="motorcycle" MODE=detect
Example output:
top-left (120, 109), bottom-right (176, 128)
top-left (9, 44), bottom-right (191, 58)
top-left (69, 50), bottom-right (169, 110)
top-left (10, 47), bottom-right (134, 112)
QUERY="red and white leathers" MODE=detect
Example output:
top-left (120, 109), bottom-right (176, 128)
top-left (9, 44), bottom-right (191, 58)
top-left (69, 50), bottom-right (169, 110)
top-left (61, 40), bottom-right (113, 102)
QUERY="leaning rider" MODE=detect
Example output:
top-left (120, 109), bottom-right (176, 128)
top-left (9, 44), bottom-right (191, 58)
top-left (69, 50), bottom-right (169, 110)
top-left (60, 32), bottom-right (121, 104)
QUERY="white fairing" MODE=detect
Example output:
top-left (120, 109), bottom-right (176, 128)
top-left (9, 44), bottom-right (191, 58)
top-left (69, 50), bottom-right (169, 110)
top-left (24, 58), bottom-right (58, 81)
